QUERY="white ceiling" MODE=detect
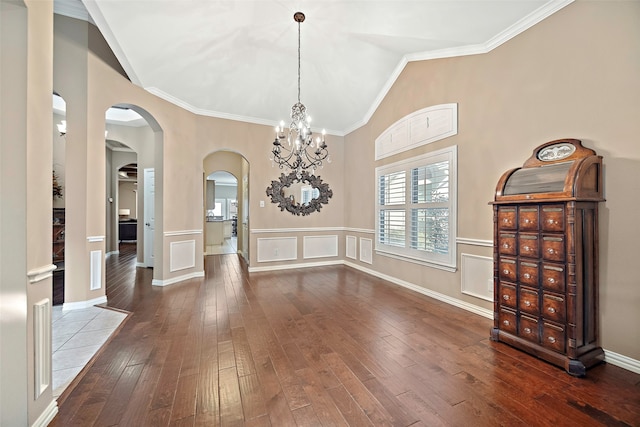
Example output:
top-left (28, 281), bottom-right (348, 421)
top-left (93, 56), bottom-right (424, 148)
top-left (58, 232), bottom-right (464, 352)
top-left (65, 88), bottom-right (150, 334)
top-left (56, 0), bottom-right (572, 135)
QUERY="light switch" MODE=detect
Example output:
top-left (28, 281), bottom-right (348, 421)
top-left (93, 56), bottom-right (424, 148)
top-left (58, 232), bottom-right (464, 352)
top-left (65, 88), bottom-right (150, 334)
top-left (260, 200), bottom-right (265, 207)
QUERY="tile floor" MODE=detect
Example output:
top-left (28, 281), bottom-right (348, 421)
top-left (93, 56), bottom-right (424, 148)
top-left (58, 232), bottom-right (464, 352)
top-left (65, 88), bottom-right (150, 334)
top-left (52, 305), bottom-right (128, 397)
top-left (205, 236), bottom-right (237, 255)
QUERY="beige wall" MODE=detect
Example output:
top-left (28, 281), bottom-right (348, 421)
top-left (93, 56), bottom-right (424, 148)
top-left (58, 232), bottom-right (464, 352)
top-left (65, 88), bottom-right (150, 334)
top-left (344, 1), bottom-right (640, 360)
top-left (3, 4), bottom-right (639, 424)
top-left (1, 0), bottom-right (57, 424)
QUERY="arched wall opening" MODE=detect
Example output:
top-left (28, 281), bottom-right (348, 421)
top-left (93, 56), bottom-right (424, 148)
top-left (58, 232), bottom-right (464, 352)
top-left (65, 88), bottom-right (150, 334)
top-left (203, 150), bottom-right (249, 263)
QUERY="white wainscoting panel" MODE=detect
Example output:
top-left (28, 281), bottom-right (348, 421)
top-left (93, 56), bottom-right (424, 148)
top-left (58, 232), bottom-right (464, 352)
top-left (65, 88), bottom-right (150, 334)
top-left (461, 253), bottom-right (493, 302)
top-left (375, 103), bottom-right (458, 160)
top-left (257, 237), bottom-right (297, 262)
top-left (346, 235), bottom-right (357, 260)
top-left (303, 235), bottom-right (338, 259)
top-left (90, 250), bottom-right (102, 290)
top-left (360, 238), bottom-right (373, 264)
top-left (34, 299), bottom-right (51, 399)
top-left (170, 240), bottom-right (196, 272)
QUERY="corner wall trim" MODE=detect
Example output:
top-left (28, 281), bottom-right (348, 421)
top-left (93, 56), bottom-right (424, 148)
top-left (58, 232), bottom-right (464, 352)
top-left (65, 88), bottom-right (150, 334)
top-left (62, 296), bottom-right (108, 312)
top-left (164, 229), bottom-right (203, 237)
top-left (456, 237), bottom-right (493, 247)
top-left (32, 400), bottom-right (58, 427)
top-left (252, 227), bottom-right (346, 234)
top-left (152, 270), bottom-right (204, 287)
top-left (27, 264), bottom-right (57, 284)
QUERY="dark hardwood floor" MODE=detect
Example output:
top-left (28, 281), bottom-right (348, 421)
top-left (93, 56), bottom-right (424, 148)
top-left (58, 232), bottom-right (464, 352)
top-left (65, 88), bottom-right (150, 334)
top-left (51, 244), bottom-right (640, 426)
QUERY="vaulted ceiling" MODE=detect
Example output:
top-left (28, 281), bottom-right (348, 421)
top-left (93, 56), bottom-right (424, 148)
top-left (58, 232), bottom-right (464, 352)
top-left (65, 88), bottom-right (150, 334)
top-left (55, 0), bottom-right (572, 135)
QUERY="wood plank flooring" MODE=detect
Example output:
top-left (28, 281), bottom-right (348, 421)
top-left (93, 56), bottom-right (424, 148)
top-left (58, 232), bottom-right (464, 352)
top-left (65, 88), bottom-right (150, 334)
top-left (52, 244), bottom-right (640, 426)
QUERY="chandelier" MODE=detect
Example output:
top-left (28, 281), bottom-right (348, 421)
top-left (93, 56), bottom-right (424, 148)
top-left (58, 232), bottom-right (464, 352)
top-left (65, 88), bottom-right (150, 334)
top-left (270, 12), bottom-right (329, 178)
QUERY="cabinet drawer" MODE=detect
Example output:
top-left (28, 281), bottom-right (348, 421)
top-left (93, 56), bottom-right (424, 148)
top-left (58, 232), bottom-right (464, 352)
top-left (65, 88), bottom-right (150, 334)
top-left (542, 322), bottom-right (565, 353)
top-left (542, 235), bottom-right (565, 262)
top-left (542, 264), bottom-right (565, 293)
top-left (519, 287), bottom-right (539, 315)
top-left (498, 233), bottom-right (517, 256)
top-left (519, 261), bottom-right (539, 287)
top-left (499, 283), bottom-right (517, 309)
top-left (498, 207), bottom-right (517, 230)
top-left (518, 207), bottom-right (539, 231)
top-left (541, 205), bottom-right (564, 232)
top-left (499, 308), bottom-right (517, 335)
top-left (499, 258), bottom-right (517, 283)
top-left (518, 234), bottom-right (539, 259)
top-left (519, 315), bottom-right (539, 343)
top-left (542, 293), bottom-right (566, 323)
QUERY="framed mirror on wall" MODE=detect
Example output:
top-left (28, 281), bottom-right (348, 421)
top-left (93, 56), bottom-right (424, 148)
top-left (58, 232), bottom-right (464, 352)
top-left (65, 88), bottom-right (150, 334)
top-left (266, 171), bottom-right (332, 216)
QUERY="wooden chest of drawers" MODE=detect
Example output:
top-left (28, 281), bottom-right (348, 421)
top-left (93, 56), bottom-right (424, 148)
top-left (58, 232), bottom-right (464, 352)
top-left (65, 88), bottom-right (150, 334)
top-left (490, 139), bottom-right (604, 376)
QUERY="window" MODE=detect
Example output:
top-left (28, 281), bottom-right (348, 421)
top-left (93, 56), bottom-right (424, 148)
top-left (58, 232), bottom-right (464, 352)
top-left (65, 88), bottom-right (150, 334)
top-left (300, 185), bottom-right (320, 206)
top-left (376, 146), bottom-right (457, 270)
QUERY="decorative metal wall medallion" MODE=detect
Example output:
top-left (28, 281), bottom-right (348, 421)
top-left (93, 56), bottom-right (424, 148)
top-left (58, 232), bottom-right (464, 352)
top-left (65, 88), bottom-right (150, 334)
top-left (266, 171), bottom-right (332, 216)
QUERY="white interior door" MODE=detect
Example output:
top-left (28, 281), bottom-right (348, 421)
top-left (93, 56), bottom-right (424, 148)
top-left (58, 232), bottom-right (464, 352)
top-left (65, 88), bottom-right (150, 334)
top-left (144, 168), bottom-right (155, 267)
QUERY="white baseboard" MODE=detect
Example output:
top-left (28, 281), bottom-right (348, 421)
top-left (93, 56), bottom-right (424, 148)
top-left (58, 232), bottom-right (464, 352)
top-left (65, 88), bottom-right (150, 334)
top-left (106, 250), bottom-right (120, 257)
top-left (62, 295), bottom-right (108, 311)
top-left (152, 270), bottom-right (204, 287)
top-left (248, 259), bottom-right (342, 273)
top-left (604, 349), bottom-right (640, 374)
top-left (343, 260), bottom-right (493, 319)
top-left (135, 261), bottom-right (146, 268)
top-left (33, 399), bottom-right (58, 427)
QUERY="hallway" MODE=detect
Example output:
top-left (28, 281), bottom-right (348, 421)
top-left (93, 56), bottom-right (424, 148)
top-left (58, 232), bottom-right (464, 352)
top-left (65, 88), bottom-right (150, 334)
top-left (51, 248), bottom-right (640, 425)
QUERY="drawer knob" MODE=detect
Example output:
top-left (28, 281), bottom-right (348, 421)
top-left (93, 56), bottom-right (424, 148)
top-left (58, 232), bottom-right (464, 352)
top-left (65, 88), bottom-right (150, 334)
top-left (547, 307), bottom-right (556, 314)
top-left (524, 327), bottom-right (531, 334)
top-left (503, 320), bottom-right (510, 326)
top-left (503, 243), bottom-right (509, 249)
top-left (524, 301), bottom-right (531, 307)
top-left (523, 273), bottom-right (531, 279)
top-left (503, 218), bottom-right (509, 223)
top-left (547, 248), bottom-right (555, 254)
top-left (503, 269), bottom-right (510, 275)
top-left (523, 246), bottom-right (530, 251)
top-left (524, 219), bottom-right (530, 223)
top-left (548, 277), bottom-right (556, 283)
top-left (503, 295), bottom-right (510, 300)
top-left (547, 219), bottom-right (556, 224)
top-left (548, 336), bottom-right (556, 344)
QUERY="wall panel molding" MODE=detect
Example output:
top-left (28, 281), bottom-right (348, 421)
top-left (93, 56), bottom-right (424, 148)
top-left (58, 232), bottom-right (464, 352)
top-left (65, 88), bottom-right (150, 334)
top-left (257, 237), bottom-right (297, 262)
top-left (303, 235), bottom-right (338, 259)
top-left (90, 250), bottom-right (102, 290)
top-left (461, 253), bottom-right (493, 302)
top-left (346, 235), bottom-right (357, 260)
top-left (359, 238), bottom-right (373, 264)
top-left (169, 240), bottom-right (196, 272)
top-left (34, 299), bottom-right (51, 399)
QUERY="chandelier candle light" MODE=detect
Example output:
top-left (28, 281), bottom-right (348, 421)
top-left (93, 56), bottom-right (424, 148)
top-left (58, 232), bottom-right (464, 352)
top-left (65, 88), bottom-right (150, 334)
top-left (270, 12), bottom-right (329, 178)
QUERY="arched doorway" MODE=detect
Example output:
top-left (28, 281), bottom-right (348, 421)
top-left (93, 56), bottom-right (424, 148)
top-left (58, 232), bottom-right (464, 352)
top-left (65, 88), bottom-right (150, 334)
top-left (205, 170), bottom-right (238, 255)
top-left (203, 151), bottom-right (249, 263)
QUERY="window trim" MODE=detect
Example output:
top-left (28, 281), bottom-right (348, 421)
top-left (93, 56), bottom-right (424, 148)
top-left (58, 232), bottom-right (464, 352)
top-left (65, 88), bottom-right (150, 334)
top-left (375, 145), bottom-right (457, 270)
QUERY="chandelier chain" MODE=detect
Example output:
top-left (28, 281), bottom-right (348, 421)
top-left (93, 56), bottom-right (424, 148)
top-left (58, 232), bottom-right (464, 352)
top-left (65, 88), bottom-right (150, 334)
top-left (297, 19), bottom-right (301, 103)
